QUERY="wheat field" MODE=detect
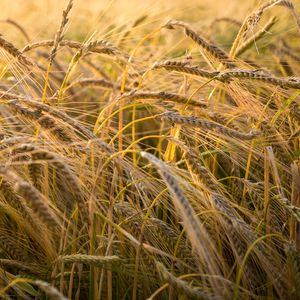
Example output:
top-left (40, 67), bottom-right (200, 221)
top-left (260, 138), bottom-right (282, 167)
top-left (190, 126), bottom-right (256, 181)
top-left (0, 0), bottom-right (300, 299)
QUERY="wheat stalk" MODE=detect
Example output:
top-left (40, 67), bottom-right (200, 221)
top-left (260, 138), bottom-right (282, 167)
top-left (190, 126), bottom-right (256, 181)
top-left (285, 241), bottom-right (300, 299)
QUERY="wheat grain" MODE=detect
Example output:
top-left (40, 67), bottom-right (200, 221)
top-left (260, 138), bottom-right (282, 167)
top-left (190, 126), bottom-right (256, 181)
top-left (260, 0), bottom-right (300, 31)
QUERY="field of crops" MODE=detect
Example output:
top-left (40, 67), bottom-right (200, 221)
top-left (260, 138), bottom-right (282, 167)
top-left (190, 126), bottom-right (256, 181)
top-left (0, 0), bottom-right (300, 299)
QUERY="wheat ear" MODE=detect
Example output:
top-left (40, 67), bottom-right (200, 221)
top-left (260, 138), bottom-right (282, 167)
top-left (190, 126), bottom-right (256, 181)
top-left (15, 143), bottom-right (89, 222)
top-left (49, 0), bottom-right (73, 63)
top-left (57, 254), bottom-right (120, 267)
top-left (236, 16), bottom-right (277, 56)
top-left (260, 0), bottom-right (300, 31)
top-left (0, 35), bottom-right (32, 66)
top-left (0, 166), bottom-right (61, 228)
top-left (22, 39), bottom-right (119, 56)
top-left (141, 151), bottom-right (220, 275)
top-left (164, 20), bottom-right (235, 68)
top-left (120, 91), bottom-right (207, 108)
top-left (155, 262), bottom-right (216, 300)
top-left (159, 111), bottom-right (260, 140)
top-left (218, 69), bottom-right (300, 89)
top-left (6, 100), bottom-right (73, 143)
top-left (70, 77), bottom-right (130, 92)
top-left (152, 60), bottom-right (220, 80)
top-left (34, 280), bottom-right (68, 300)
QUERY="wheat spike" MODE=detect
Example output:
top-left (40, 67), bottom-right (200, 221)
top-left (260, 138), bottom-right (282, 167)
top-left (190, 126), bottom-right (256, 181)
top-left (159, 111), bottom-right (260, 140)
top-left (155, 262), bottom-right (218, 300)
top-left (141, 151), bottom-right (220, 276)
top-left (14, 143), bottom-right (89, 222)
top-left (120, 90), bottom-right (207, 108)
top-left (71, 77), bottom-right (130, 91)
top-left (57, 254), bottom-right (120, 267)
top-left (22, 39), bottom-right (120, 56)
top-left (6, 100), bottom-right (73, 143)
top-left (34, 280), bottom-right (68, 300)
top-left (164, 20), bottom-right (235, 68)
top-left (152, 60), bottom-right (219, 79)
top-left (218, 69), bottom-right (300, 89)
top-left (50, 0), bottom-right (73, 63)
top-left (0, 166), bottom-right (61, 228)
top-left (0, 34), bottom-right (32, 66)
top-left (236, 16), bottom-right (277, 56)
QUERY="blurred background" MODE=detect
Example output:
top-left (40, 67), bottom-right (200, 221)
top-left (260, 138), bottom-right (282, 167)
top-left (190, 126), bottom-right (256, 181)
top-left (1, 0), bottom-right (299, 54)
top-left (0, 1), bottom-right (281, 39)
